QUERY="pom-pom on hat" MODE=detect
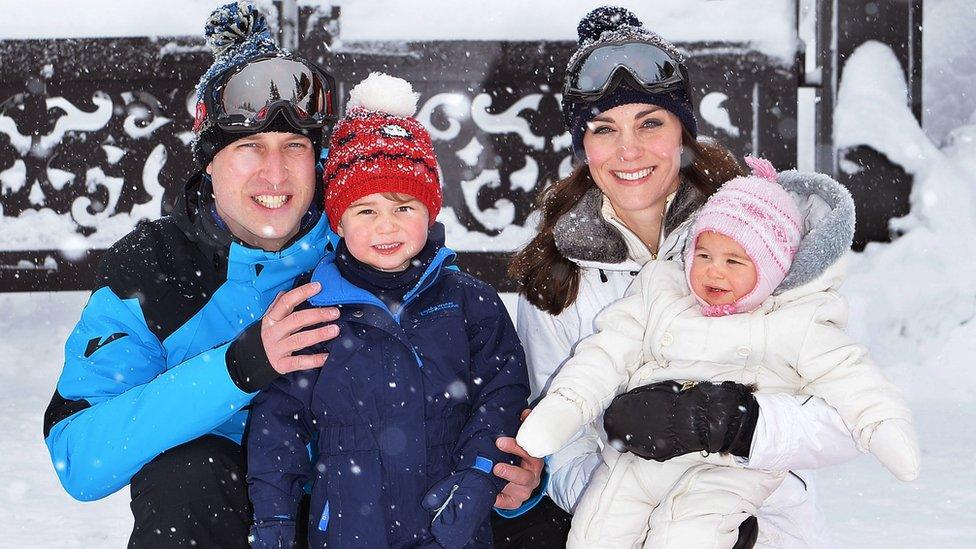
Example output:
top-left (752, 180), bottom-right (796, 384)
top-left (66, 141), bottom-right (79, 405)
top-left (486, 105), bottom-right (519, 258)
top-left (323, 73), bottom-right (441, 232)
top-left (562, 6), bottom-right (698, 160)
top-left (685, 156), bottom-right (803, 316)
top-left (191, 1), bottom-right (323, 167)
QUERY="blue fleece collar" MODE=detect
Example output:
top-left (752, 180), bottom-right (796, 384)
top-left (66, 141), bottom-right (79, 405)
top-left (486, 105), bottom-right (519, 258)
top-left (308, 246), bottom-right (457, 314)
top-left (225, 215), bottom-right (338, 290)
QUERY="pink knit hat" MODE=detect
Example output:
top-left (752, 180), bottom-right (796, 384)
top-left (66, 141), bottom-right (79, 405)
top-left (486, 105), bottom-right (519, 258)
top-left (685, 156), bottom-right (803, 316)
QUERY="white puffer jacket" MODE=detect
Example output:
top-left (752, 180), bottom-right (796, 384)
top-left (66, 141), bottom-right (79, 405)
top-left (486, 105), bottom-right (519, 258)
top-left (539, 256), bottom-right (918, 479)
top-left (517, 176), bottom-right (864, 548)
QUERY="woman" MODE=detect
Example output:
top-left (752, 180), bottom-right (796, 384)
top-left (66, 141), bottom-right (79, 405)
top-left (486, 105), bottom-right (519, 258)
top-left (509, 6), bottom-right (859, 547)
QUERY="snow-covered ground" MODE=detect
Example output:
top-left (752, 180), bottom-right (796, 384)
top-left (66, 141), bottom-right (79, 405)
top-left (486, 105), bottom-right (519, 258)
top-left (4, 284), bottom-right (974, 547)
top-left (2, 291), bottom-right (131, 548)
top-left (3, 0), bottom-right (976, 547)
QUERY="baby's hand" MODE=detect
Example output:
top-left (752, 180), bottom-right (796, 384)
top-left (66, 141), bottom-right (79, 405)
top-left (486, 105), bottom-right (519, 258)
top-left (868, 418), bottom-right (920, 482)
top-left (515, 392), bottom-right (586, 458)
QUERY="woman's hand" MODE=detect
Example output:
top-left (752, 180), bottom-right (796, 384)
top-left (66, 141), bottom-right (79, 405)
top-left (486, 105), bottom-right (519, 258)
top-left (603, 380), bottom-right (759, 461)
top-left (492, 409), bottom-right (546, 509)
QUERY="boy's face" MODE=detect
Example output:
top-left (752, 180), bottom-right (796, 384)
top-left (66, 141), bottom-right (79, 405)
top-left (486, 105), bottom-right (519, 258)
top-left (689, 231), bottom-right (758, 307)
top-left (337, 193), bottom-right (430, 272)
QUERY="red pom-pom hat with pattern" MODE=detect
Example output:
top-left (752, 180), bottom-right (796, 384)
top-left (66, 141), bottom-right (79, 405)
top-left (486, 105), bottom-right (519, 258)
top-left (323, 73), bottom-right (441, 232)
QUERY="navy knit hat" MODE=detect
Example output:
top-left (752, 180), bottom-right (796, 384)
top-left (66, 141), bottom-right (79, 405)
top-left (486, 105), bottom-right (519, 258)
top-left (191, 2), bottom-right (323, 167)
top-left (562, 6), bottom-right (698, 160)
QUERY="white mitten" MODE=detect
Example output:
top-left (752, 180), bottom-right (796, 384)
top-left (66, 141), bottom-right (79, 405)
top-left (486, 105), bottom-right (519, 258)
top-left (868, 418), bottom-right (920, 482)
top-left (516, 392), bottom-right (588, 458)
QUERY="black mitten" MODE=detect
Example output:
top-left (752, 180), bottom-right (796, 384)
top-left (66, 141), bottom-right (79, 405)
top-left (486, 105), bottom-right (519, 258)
top-left (603, 380), bottom-right (759, 462)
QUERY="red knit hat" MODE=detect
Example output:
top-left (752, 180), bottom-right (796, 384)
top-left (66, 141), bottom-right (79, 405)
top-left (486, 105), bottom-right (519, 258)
top-left (323, 72), bottom-right (441, 231)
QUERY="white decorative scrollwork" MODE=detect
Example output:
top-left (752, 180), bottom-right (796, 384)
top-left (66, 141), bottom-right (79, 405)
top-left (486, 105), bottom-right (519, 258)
top-left (417, 92), bottom-right (470, 141)
top-left (37, 92), bottom-right (113, 156)
top-left (700, 92), bottom-right (742, 138)
top-left (121, 92), bottom-right (172, 139)
top-left (509, 156), bottom-right (539, 193)
top-left (470, 93), bottom-right (546, 151)
top-left (459, 169), bottom-right (515, 231)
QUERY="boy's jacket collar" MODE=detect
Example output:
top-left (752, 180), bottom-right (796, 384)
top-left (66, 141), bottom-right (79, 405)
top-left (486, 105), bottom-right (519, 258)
top-left (308, 246), bottom-right (457, 311)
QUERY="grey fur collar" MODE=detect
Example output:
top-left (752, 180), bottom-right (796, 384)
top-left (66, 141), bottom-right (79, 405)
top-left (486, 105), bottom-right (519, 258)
top-left (552, 171), bottom-right (855, 291)
top-left (775, 170), bottom-right (856, 291)
top-left (553, 187), bottom-right (628, 264)
top-left (553, 182), bottom-right (706, 264)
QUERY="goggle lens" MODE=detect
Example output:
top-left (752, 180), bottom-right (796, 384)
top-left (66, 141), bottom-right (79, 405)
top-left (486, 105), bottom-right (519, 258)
top-left (568, 42), bottom-right (685, 98)
top-left (213, 57), bottom-right (336, 131)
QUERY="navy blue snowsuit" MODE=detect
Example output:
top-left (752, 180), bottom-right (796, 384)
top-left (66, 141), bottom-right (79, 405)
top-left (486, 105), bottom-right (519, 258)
top-left (246, 242), bottom-right (531, 548)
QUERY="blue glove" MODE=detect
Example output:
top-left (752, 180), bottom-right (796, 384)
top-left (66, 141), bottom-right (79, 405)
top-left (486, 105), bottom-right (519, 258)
top-left (249, 519), bottom-right (297, 549)
top-left (422, 468), bottom-right (498, 549)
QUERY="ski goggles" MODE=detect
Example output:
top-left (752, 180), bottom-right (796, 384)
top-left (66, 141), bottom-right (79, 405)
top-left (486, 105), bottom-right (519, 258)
top-left (563, 41), bottom-right (688, 102)
top-left (194, 54), bottom-right (338, 133)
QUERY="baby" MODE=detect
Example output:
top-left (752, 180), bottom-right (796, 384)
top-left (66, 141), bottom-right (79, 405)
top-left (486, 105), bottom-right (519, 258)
top-left (517, 157), bottom-right (920, 549)
top-left (246, 73), bottom-right (530, 549)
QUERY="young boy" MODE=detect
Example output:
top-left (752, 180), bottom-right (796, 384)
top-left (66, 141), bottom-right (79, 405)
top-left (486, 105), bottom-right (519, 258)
top-left (246, 73), bottom-right (530, 549)
top-left (516, 157), bottom-right (920, 548)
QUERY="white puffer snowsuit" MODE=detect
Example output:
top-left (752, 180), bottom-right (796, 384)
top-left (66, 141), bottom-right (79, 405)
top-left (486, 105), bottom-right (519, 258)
top-left (518, 170), bottom-right (920, 548)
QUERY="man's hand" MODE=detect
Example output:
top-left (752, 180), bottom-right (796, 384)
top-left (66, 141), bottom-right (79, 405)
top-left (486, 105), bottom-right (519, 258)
top-left (262, 282), bottom-right (340, 374)
top-left (493, 409), bottom-right (545, 509)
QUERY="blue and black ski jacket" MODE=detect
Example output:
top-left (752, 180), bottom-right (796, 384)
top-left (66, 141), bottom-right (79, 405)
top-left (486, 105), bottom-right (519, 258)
top-left (246, 244), bottom-right (531, 547)
top-left (42, 172), bottom-right (333, 501)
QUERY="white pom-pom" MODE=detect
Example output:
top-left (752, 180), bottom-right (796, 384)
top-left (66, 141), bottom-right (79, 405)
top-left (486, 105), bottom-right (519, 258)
top-left (347, 72), bottom-right (419, 117)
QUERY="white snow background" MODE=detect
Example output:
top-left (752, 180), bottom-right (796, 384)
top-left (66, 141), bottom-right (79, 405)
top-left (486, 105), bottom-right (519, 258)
top-left (2, 0), bottom-right (976, 547)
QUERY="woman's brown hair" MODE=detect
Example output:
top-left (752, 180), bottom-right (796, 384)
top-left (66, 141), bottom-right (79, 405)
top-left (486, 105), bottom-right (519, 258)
top-left (508, 129), bottom-right (745, 315)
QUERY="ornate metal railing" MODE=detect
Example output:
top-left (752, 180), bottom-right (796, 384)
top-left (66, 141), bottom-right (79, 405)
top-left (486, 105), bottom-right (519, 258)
top-left (1, 5), bottom-right (801, 292)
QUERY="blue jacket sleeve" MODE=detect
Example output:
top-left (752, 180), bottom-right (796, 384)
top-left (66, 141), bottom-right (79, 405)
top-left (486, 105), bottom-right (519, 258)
top-left (44, 286), bottom-right (257, 501)
top-left (453, 286), bottom-right (531, 491)
top-left (246, 370), bottom-right (318, 523)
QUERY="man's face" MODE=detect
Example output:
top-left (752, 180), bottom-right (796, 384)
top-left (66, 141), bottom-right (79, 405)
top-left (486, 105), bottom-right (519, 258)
top-left (206, 132), bottom-right (317, 251)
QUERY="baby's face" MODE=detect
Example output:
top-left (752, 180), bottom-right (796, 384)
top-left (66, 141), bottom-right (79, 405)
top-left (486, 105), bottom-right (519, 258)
top-left (337, 193), bottom-right (429, 272)
top-left (689, 231), bottom-right (758, 306)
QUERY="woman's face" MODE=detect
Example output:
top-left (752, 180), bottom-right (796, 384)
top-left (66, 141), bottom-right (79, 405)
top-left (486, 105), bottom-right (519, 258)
top-left (582, 103), bottom-right (683, 219)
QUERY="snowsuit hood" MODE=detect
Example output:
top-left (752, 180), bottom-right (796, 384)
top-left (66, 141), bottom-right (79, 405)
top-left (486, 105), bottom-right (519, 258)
top-left (774, 169), bottom-right (856, 292)
top-left (675, 168), bottom-right (855, 299)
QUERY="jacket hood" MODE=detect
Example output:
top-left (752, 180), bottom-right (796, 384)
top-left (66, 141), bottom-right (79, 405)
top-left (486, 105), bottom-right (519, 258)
top-left (172, 171), bottom-right (236, 254)
top-left (678, 169), bottom-right (855, 295)
top-left (172, 171), bottom-right (328, 257)
top-left (552, 180), bottom-right (706, 270)
top-left (553, 186), bottom-right (627, 265)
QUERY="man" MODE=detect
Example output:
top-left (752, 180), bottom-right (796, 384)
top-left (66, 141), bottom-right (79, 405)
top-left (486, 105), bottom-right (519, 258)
top-left (43, 3), bottom-right (542, 546)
